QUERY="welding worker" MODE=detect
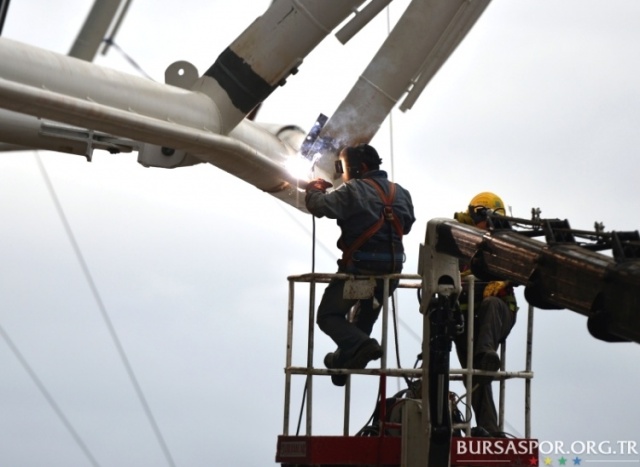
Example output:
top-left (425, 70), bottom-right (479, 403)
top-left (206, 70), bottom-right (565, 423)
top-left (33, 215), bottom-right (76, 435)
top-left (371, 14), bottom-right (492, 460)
top-left (305, 144), bottom-right (415, 386)
top-left (453, 192), bottom-right (518, 437)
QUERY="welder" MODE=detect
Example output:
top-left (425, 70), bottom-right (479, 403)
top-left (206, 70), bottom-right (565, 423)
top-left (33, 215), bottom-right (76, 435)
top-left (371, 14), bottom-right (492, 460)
top-left (305, 143), bottom-right (415, 386)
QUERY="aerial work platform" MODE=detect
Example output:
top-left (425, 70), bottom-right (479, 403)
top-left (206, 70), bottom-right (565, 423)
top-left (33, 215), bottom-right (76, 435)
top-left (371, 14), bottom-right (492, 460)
top-left (275, 272), bottom-right (537, 466)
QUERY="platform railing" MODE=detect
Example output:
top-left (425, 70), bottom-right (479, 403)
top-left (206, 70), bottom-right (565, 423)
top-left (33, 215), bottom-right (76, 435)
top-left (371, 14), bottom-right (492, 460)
top-left (282, 272), bottom-right (422, 437)
top-left (281, 272), bottom-right (534, 439)
top-left (452, 275), bottom-right (535, 437)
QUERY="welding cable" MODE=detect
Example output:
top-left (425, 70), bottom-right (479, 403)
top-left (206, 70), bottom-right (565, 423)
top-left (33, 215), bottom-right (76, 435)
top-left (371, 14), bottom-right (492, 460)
top-left (311, 215), bottom-right (316, 273)
top-left (355, 386), bottom-right (383, 437)
top-left (295, 378), bottom-right (307, 436)
top-left (390, 293), bottom-right (412, 388)
top-left (451, 391), bottom-right (472, 425)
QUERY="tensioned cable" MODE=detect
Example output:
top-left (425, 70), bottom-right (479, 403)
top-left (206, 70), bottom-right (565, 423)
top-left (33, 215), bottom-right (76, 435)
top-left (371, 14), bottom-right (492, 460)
top-left (385, 5), bottom-right (404, 392)
top-left (386, 6), bottom-right (396, 182)
top-left (35, 153), bottom-right (177, 467)
top-left (0, 323), bottom-right (101, 466)
top-left (100, 0), bottom-right (134, 57)
top-left (102, 38), bottom-right (154, 81)
top-left (274, 199), bottom-right (335, 260)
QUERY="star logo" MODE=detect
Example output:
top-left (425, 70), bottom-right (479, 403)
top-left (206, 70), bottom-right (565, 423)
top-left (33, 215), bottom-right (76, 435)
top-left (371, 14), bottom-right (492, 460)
top-left (544, 457), bottom-right (553, 465)
top-left (529, 456), bottom-right (539, 466)
top-left (572, 457), bottom-right (582, 465)
top-left (559, 457), bottom-right (567, 465)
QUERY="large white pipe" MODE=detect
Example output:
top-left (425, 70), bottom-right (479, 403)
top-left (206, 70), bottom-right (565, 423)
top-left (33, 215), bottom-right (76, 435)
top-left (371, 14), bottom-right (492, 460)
top-left (0, 37), bottom-right (311, 208)
top-left (0, 76), bottom-right (309, 206)
top-left (400, 0), bottom-right (492, 111)
top-left (312, 0), bottom-right (492, 179)
top-left (0, 37), bottom-right (221, 132)
top-left (192, 0), bottom-right (366, 134)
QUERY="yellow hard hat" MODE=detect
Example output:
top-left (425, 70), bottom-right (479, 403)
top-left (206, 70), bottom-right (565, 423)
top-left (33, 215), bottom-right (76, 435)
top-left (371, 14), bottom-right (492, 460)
top-left (467, 192), bottom-right (506, 215)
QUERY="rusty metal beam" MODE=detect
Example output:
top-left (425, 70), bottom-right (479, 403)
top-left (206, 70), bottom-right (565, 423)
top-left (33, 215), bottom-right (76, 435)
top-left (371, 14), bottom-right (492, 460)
top-left (426, 218), bottom-right (640, 344)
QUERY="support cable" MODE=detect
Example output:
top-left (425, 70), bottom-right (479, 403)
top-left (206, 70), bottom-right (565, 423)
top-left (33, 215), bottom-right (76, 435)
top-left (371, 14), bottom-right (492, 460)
top-left (0, 323), bottom-right (101, 467)
top-left (101, 0), bottom-right (134, 56)
top-left (385, 5), bottom-right (396, 182)
top-left (385, 4), bottom-right (403, 392)
top-left (102, 38), bottom-right (154, 81)
top-left (34, 153), bottom-right (177, 467)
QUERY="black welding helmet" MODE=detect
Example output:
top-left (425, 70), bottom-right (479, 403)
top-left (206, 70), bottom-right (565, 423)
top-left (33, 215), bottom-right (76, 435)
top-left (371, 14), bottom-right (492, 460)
top-left (335, 144), bottom-right (382, 180)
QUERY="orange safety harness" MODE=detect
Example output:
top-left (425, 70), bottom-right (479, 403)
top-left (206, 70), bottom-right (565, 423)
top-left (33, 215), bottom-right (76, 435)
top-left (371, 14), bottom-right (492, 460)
top-left (339, 178), bottom-right (404, 269)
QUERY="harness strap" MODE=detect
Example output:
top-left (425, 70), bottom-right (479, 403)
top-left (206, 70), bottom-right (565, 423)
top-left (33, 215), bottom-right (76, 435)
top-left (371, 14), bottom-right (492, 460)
top-left (340, 178), bottom-right (403, 267)
top-left (363, 179), bottom-right (404, 238)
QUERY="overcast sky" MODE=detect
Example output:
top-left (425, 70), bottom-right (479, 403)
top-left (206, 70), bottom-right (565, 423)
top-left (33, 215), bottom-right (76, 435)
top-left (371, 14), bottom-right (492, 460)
top-left (1, 0), bottom-right (640, 466)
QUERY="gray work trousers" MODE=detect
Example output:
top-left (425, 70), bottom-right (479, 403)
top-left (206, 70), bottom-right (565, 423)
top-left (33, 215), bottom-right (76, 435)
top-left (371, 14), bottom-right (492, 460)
top-left (454, 296), bottom-right (516, 434)
top-left (316, 276), bottom-right (398, 361)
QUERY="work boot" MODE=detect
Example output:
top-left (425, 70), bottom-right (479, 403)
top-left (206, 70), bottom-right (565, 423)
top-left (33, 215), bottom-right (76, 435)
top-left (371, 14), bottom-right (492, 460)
top-left (474, 350), bottom-right (500, 385)
top-left (342, 338), bottom-right (383, 370)
top-left (324, 350), bottom-right (348, 387)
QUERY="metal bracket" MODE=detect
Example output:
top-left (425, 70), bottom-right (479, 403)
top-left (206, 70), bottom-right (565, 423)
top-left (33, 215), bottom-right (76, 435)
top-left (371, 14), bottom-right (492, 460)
top-left (419, 218), bottom-right (462, 314)
top-left (165, 60), bottom-right (199, 89)
top-left (543, 219), bottom-right (576, 244)
top-left (300, 113), bottom-right (328, 160)
top-left (612, 231), bottom-right (640, 261)
top-left (39, 120), bottom-right (137, 161)
top-left (137, 143), bottom-right (190, 168)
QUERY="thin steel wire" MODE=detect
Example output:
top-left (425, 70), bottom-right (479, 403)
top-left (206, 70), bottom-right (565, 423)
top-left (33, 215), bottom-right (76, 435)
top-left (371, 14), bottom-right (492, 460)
top-left (0, 323), bottom-right (101, 466)
top-left (35, 153), bottom-right (177, 467)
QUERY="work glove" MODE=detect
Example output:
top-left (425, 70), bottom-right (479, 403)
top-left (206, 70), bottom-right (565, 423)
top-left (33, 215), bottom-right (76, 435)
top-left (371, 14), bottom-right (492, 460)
top-left (460, 267), bottom-right (472, 278)
top-left (483, 281), bottom-right (509, 298)
top-left (305, 178), bottom-right (333, 193)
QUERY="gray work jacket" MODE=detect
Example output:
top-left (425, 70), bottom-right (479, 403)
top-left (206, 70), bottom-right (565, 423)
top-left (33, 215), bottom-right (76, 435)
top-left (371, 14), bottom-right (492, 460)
top-left (305, 170), bottom-right (415, 270)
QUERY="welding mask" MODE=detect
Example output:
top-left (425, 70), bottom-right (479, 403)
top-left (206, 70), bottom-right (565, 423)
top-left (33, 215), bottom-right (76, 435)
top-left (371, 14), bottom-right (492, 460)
top-left (335, 144), bottom-right (382, 180)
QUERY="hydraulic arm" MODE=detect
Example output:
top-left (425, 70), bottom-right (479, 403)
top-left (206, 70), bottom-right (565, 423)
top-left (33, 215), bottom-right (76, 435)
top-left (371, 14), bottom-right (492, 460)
top-left (426, 215), bottom-right (640, 344)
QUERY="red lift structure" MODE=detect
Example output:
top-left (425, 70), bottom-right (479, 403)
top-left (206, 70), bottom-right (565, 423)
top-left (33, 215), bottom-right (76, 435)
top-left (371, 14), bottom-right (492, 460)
top-left (275, 269), bottom-right (536, 466)
top-left (276, 212), bottom-right (640, 466)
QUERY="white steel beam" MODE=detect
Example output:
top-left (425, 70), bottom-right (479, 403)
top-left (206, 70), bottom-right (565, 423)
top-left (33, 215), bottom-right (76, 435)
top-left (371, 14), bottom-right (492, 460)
top-left (0, 37), bottom-right (309, 209)
top-left (192, 0), bottom-right (366, 135)
top-left (311, 0), bottom-right (492, 179)
top-left (69, 0), bottom-right (125, 61)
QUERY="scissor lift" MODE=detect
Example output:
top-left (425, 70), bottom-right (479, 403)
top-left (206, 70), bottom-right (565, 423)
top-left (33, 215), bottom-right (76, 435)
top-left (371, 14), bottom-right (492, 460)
top-left (275, 269), bottom-right (536, 466)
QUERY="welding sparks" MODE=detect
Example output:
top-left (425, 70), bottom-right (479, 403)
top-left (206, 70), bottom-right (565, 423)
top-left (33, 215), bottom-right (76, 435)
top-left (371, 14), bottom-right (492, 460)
top-left (284, 153), bottom-right (319, 181)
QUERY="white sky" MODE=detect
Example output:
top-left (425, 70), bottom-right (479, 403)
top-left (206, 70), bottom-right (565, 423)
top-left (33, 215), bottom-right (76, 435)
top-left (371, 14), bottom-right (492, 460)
top-left (1, 0), bottom-right (640, 466)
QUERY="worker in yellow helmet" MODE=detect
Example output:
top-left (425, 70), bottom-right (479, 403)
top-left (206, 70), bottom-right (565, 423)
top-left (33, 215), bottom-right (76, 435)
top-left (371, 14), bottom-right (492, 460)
top-left (454, 191), bottom-right (507, 227)
top-left (453, 192), bottom-right (518, 438)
